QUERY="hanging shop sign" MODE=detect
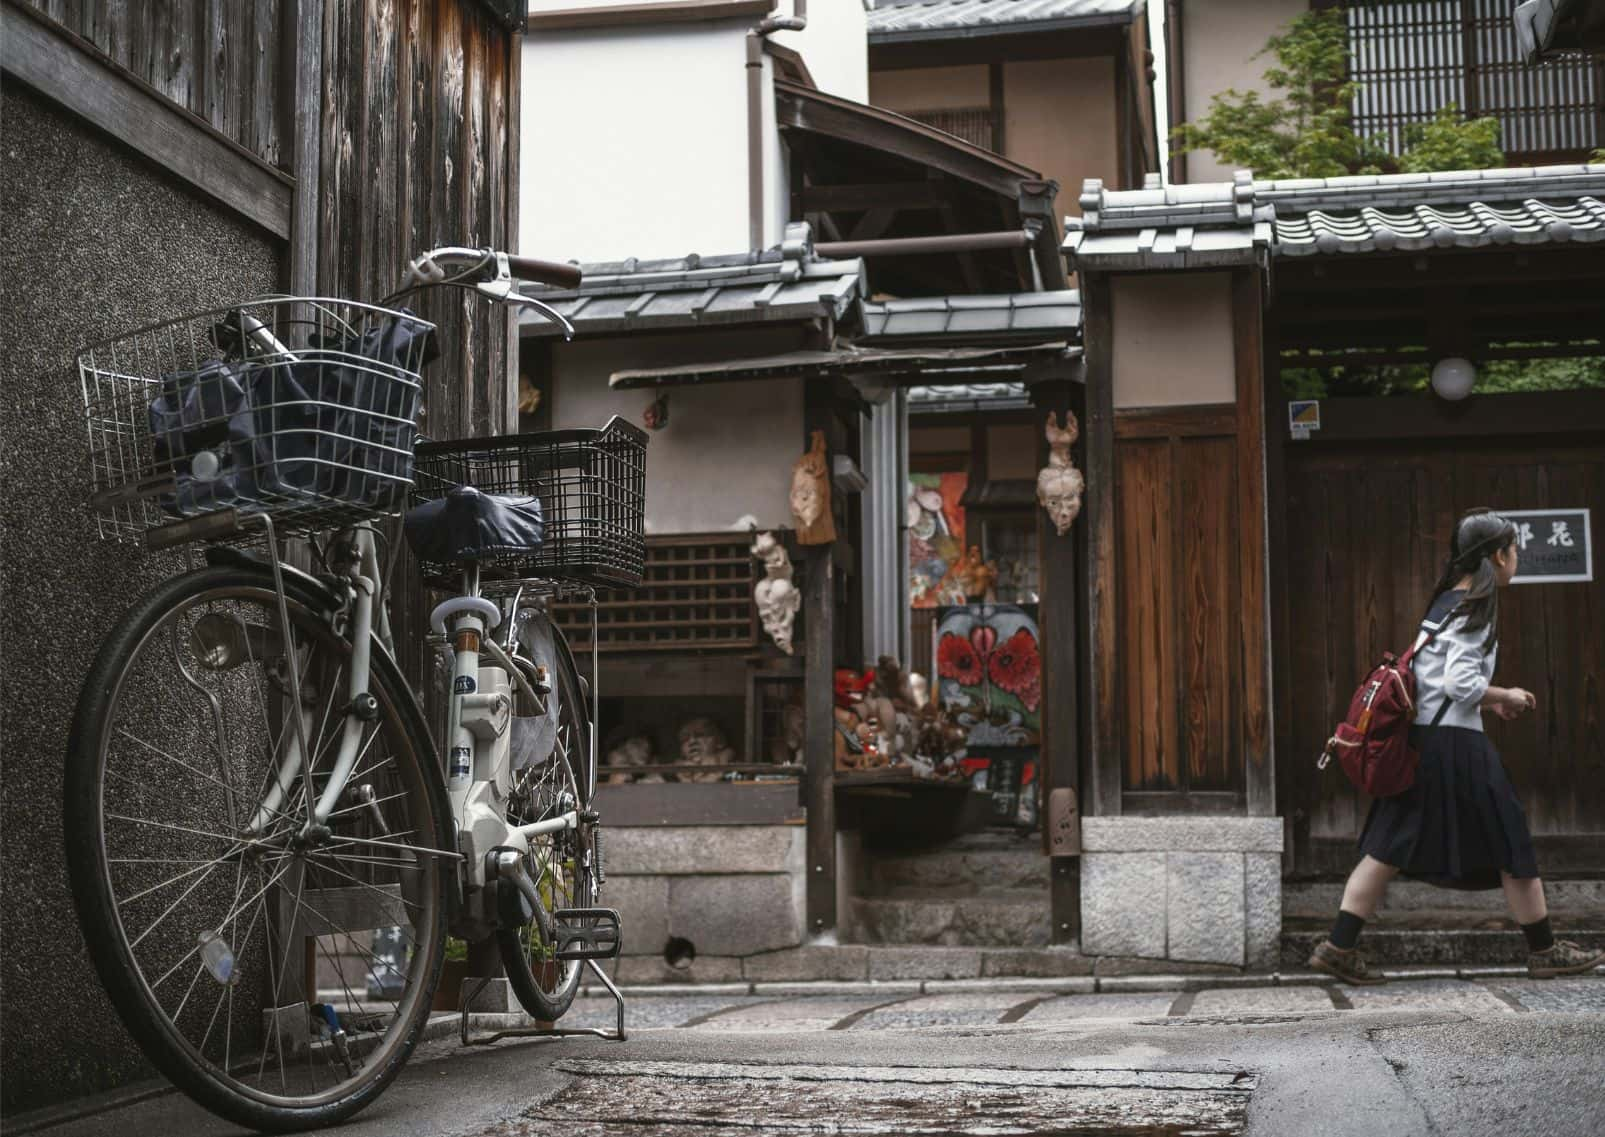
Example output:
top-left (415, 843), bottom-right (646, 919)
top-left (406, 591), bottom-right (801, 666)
top-left (1504, 508), bottom-right (1592, 583)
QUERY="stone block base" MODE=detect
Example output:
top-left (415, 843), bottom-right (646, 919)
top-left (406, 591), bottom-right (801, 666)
top-left (604, 826), bottom-right (806, 961)
top-left (1080, 817), bottom-right (1283, 968)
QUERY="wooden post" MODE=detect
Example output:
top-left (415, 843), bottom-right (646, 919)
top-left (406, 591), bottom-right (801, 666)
top-left (1233, 269), bottom-right (1275, 818)
top-left (1029, 369), bottom-right (1084, 945)
top-left (803, 542), bottom-right (836, 937)
top-left (1081, 276), bottom-right (1122, 817)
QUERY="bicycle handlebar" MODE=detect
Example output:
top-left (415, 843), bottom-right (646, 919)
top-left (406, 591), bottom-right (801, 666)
top-left (403, 246), bottom-right (582, 291)
top-left (397, 247), bottom-right (582, 339)
top-left (505, 254), bottom-right (582, 290)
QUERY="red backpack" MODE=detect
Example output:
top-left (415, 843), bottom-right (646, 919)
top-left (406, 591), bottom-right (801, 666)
top-left (1317, 623), bottom-right (1446, 797)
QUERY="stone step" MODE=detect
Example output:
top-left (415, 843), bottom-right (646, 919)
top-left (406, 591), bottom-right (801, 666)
top-left (850, 892), bottom-right (1051, 948)
top-left (1282, 877), bottom-right (1605, 918)
top-left (862, 849), bottom-right (1051, 896)
top-left (1281, 910), bottom-right (1605, 967)
top-left (602, 943), bottom-right (1248, 986)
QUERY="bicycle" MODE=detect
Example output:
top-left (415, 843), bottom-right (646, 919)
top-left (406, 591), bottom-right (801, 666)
top-left (63, 247), bottom-right (643, 1131)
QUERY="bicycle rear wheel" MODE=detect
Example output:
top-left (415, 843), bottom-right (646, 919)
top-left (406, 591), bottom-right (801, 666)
top-left (65, 566), bottom-right (449, 1132)
top-left (497, 617), bottom-right (595, 1021)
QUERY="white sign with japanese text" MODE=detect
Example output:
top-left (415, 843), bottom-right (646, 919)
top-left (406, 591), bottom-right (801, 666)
top-left (1503, 509), bottom-right (1592, 584)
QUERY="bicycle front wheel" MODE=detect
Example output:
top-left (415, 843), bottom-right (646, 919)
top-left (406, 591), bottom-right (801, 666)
top-left (65, 566), bottom-right (449, 1132)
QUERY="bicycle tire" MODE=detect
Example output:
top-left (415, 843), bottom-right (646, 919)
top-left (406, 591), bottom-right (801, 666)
top-left (65, 566), bottom-right (449, 1133)
top-left (496, 621), bottom-right (595, 1021)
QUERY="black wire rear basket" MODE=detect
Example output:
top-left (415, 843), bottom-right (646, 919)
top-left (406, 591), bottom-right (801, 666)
top-left (411, 417), bottom-right (647, 591)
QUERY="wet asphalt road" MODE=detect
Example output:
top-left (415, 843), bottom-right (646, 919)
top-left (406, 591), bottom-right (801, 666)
top-left (20, 974), bottom-right (1605, 1137)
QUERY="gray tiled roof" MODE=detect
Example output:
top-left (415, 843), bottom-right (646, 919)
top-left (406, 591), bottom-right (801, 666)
top-left (519, 226), bottom-right (862, 337)
top-left (1064, 164), bottom-right (1605, 270)
top-left (860, 290), bottom-right (1081, 340)
top-left (867, 0), bottom-right (1144, 42)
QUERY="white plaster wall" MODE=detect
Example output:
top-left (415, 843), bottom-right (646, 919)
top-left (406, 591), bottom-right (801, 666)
top-left (521, 20), bottom-right (755, 261)
top-left (1179, 0), bottom-right (1306, 183)
top-left (549, 328), bottom-right (808, 533)
top-left (770, 0), bottom-right (869, 103)
top-left (522, 2), bottom-right (868, 261)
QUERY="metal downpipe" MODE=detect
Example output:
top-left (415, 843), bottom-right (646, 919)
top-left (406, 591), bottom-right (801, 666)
top-left (747, 1), bottom-right (807, 251)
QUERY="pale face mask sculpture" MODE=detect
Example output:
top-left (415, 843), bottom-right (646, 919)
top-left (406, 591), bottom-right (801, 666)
top-left (1037, 410), bottom-right (1085, 537)
top-left (751, 530), bottom-right (800, 655)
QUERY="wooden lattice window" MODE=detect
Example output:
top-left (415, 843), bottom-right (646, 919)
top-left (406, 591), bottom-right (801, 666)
top-left (553, 534), bottom-right (758, 653)
top-left (1345, 0), bottom-right (1602, 160)
top-left (903, 106), bottom-right (998, 151)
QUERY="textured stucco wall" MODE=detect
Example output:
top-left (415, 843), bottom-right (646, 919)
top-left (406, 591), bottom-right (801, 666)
top-left (1110, 271), bottom-right (1236, 409)
top-left (0, 85), bottom-right (281, 1116)
top-left (548, 326), bottom-right (808, 535)
top-left (1179, 0), bottom-right (1307, 183)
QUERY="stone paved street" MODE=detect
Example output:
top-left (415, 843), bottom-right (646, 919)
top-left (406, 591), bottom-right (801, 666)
top-left (552, 972), bottom-right (1605, 1033)
top-left (21, 972), bottom-right (1604, 1137)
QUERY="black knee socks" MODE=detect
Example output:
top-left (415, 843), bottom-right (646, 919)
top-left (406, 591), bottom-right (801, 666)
top-left (1521, 916), bottom-right (1554, 953)
top-left (1331, 909), bottom-right (1365, 950)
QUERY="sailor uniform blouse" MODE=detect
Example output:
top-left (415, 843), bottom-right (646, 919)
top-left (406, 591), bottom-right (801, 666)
top-left (1411, 589), bottom-right (1495, 732)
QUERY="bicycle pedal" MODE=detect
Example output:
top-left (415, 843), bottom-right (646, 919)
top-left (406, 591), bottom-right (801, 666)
top-left (551, 907), bottom-right (622, 960)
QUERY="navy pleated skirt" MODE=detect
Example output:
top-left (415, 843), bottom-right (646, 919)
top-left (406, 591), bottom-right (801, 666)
top-left (1358, 725), bottom-right (1540, 891)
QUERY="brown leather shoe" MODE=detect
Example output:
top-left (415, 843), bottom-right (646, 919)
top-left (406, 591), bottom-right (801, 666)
top-left (1307, 940), bottom-right (1386, 985)
top-left (1528, 939), bottom-right (1605, 979)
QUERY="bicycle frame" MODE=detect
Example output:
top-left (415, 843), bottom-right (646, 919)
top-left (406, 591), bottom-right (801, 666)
top-left (246, 523), bottom-right (583, 908)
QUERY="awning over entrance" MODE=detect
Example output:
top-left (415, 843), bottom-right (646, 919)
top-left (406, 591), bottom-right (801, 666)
top-left (776, 79), bottom-right (1065, 295)
top-left (608, 342), bottom-right (1080, 389)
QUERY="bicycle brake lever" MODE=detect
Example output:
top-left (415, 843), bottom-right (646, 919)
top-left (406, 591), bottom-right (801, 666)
top-left (505, 293), bottom-right (577, 341)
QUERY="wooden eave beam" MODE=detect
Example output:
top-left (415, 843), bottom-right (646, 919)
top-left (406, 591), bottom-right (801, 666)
top-left (868, 25), bottom-right (1126, 69)
top-left (527, 0), bottom-right (772, 30)
top-left (1, 0), bottom-right (293, 239)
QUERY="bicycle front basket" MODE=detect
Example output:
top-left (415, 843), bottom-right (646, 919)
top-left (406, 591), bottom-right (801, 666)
top-left (77, 297), bottom-right (435, 546)
top-left (411, 417), bottom-right (647, 591)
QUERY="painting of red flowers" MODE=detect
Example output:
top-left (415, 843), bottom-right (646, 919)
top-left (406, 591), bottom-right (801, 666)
top-left (937, 633), bottom-right (984, 686)
top-left (933, 603), bottom-right (1041, 746)
top-left (987, 628), bottom-right (1041, 711)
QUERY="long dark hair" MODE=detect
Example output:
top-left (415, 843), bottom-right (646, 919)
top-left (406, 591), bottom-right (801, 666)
top-left (1425, 507), bottom-right (1517, 652)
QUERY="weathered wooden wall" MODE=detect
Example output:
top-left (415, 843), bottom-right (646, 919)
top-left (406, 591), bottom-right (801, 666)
top-left (1112, 411), bottom-right (1251, 807)
top-left (16, 0), bottom-right (290, 167)
top-left (314, 0), bottom-right (517, 444)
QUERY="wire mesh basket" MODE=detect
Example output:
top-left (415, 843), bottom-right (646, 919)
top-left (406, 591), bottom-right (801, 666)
top-left (411, 417), bottom-right (647, 591)
top-left (78, 297), bottom-right (435, 546)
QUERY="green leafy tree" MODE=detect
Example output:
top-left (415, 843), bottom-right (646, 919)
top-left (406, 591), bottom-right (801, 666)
top-left (1173, 9), bottom-right (1504, 179)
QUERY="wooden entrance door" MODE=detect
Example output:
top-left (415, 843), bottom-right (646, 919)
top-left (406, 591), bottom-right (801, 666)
top-left (1278, 425), bottom-right (1605, 877)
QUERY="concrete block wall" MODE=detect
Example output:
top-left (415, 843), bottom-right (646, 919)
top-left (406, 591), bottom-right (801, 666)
top-left (1080, 818), bottom-right (1283, 969)
top-left (603, 826), bottom-right (807, 973)
top-left (0, 86), bottom-right (282, 1116)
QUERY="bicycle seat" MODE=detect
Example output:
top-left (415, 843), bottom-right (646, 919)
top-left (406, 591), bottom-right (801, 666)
top-left (403, 485), bottom-right (544, 565)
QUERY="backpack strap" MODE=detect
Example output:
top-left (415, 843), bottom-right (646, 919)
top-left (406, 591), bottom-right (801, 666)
top-left (1413, 605), bottom-right (1460, 728)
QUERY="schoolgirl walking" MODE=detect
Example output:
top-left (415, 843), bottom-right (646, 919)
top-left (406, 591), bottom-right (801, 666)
top-left (1310, 509), bottom-right (1605, 985)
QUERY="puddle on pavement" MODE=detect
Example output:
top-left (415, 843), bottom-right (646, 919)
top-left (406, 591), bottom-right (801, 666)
top-left (477, 1059), bottom-right (1255, 1136)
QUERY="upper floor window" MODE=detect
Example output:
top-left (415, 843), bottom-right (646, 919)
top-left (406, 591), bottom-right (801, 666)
top-left (1344, 0), bottom-right (1602, 162)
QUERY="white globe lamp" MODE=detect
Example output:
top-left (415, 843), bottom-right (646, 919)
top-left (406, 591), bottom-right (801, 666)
top-left (1430, 357), bottom-right (1476, 401)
